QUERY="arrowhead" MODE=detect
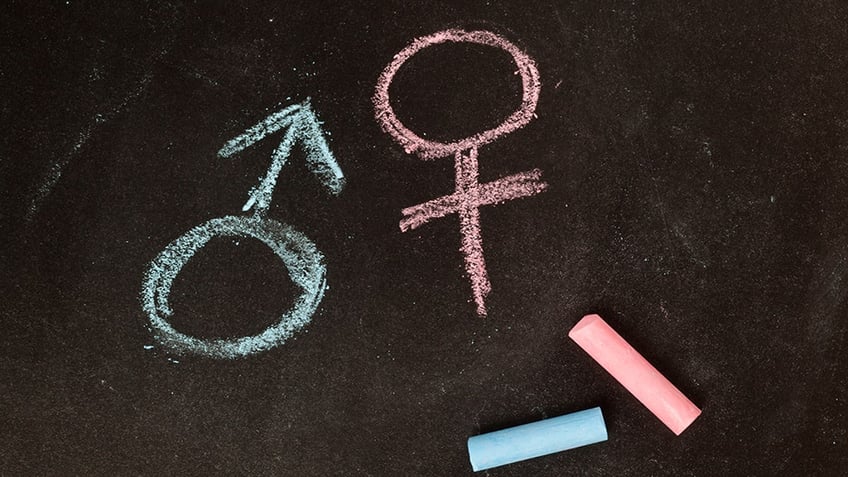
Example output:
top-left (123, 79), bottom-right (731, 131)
top-left (293, 101), bottom-right (345, 195)
top-left (218, 99), bottom-right (345, 213)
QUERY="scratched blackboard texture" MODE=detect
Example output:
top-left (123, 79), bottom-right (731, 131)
top-left (2, 1), bottom-right (848, 475)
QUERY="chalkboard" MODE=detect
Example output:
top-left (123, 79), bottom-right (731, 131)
top-left (3, 2), bottom-right (847, 475)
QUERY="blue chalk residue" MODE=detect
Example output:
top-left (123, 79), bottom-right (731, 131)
top-left (467, 406), bottom-right (607, 472)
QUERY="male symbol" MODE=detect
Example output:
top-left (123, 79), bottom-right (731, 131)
top-left (374, 29), bottom-right (548, 316)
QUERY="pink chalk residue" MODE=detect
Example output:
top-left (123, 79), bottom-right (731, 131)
top-left (374, 29), bottom-right (547, 316)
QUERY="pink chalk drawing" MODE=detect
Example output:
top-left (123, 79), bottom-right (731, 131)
top-left (374, 29), bottom-right (548, 316)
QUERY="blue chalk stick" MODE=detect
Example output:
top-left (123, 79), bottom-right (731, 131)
top-left (467, 407), bottom-right (608, 471)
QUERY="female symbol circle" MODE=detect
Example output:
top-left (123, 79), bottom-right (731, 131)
top-left (141, 215), bottom-right (326, 359)
top-left (373, 29), bottom-right (541, 160)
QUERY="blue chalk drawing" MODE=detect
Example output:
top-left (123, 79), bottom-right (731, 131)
top-left (217, 99), bottom-right (344, 211)
top-left (141, 100), bottom-right (344, 358)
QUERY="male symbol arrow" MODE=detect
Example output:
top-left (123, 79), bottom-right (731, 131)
top-left (217, 99), bottom-right (345, 214)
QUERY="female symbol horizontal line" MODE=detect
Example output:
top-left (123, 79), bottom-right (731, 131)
top-left (400, 168), bottom-right (548, 232)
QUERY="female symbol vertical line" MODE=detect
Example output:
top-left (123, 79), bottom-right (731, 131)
top-left (373, 29), bottom-right (547, 316)
top-left (455, 147), bottom-right (490, 316)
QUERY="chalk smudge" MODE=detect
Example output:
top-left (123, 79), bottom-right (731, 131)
top-left (141, 215), bottom-right (326, 359)
top-left (218, 99), bottom-right (344, 213)
top-left (374, 29), bottom-right (547, 316)
top-left (25, 73), bottom-right (152, 223)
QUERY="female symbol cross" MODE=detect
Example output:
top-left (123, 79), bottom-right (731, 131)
top-left (373, 29), bottom-right (549, 316)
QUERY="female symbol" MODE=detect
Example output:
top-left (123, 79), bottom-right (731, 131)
top-left (374, 29), bottom-right (548, 317)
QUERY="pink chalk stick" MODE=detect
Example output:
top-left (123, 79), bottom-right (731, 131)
top-left (568, 314), bottom-right (701, 435)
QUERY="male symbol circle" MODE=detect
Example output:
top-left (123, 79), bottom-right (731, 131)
top-left (374, 29), bottom-right (548, 316)
top-left (141, 215), bottom-right (326, 358)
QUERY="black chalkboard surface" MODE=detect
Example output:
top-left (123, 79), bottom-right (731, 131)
top-left (3, 2), bottom-right (847, 475)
